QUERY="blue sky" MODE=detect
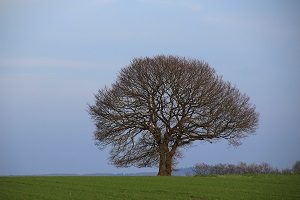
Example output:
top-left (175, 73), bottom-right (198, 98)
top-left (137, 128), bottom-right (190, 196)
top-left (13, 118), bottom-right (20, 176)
top-left (1, 0), bottom-right (299, 175)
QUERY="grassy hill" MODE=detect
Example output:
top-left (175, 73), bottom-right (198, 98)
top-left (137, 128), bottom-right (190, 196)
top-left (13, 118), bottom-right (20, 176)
top-left (1, 174), bottom-right (299, 199)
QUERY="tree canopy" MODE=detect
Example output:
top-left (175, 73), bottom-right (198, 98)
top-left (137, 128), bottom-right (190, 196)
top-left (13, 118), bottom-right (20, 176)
top-left (88, 55), bottom-right (259, 176)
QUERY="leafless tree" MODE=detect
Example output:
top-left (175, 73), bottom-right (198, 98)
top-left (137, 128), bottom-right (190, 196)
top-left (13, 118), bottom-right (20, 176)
top-left (193, 162), bottom-right (279, 175)
top-left (292, 161), bottom-right (300, 174)
top-left (281, 168), bottom-right (293, 174)
top-left (88, 55), bottom-right (259, 176)
top-left (193, 163), bottom-right (211, 175)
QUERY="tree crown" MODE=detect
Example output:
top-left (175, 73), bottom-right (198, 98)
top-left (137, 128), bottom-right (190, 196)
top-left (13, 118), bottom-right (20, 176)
top-left (88, 55), bottom-right (259, 170)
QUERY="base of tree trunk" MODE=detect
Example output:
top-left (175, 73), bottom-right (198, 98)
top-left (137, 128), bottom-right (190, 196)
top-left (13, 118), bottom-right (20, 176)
top-left (157, 166), bottom-right (172, 176)
top-left (157, 172), bottom-right (171, 176)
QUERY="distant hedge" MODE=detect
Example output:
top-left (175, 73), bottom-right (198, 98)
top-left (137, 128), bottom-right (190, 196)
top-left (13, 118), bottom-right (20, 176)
top-left (192, 161), bottom-right (300, 175)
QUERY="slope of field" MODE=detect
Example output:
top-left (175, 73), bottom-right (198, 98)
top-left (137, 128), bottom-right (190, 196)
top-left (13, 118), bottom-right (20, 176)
top-left (1, 174), bottom-right (299, 199)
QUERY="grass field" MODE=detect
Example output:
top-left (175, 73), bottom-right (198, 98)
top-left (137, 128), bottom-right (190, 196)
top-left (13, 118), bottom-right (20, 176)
top-left (1, 174), bottom-right (299, 199)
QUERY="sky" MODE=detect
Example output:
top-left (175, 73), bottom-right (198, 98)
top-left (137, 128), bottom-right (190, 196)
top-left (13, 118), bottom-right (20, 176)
top-left (0, 0), bottom-right (299, 175)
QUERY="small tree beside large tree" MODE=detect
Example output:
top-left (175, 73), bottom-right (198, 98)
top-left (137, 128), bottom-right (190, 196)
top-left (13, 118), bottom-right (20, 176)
top-left (88, 55), bottom-right (259, 176)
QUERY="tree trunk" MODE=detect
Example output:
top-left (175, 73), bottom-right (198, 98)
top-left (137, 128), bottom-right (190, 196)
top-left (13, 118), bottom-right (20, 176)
top-left (157, 145), bottom-right (173, 176)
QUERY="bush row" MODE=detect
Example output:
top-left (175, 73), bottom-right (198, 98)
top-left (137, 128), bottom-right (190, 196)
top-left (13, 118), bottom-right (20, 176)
top-left (192, 161), bottom-right (300, 175)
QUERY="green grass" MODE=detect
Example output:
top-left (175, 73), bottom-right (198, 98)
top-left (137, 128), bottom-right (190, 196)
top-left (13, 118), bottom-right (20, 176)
top-left (1, 174), bottom-right (299, 199)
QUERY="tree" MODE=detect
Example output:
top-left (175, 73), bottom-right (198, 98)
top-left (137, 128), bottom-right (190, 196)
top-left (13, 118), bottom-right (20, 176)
top-left (88, 55), bottom-right (259, 176)
top-left (192, 162), bottom-right (279, 175)
top-left (292, 161), bottom-right (300, 174)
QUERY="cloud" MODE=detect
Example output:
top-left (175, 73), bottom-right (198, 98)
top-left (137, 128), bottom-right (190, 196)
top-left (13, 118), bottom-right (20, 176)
top-left (201, 13), bottom-right (297, 40)
top-left (0, 0), bottom-right (36, 5)
top-left (0, 0), bottom-right (116, 8)
top-left (0, 56), bottom-right (121, 87)
top-left (0, 57), bottom-right (110, 69)
top-left (139, 0), bottom-right (201, 12)
top-left (92, 0), bottom-right (117, 5)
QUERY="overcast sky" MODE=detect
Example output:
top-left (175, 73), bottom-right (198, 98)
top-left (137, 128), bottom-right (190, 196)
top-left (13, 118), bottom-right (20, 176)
top-left (1, 0), bottom-right (299, 175)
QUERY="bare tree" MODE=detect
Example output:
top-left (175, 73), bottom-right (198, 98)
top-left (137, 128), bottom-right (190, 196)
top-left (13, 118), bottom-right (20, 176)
top-left (292, 161), bottom-right (300, 174)
top-left (281, 168), bottom-right (293, 174)
top-left (88, 55), bottom-right (259, 176)
top-left (192, 162), bottom-right (279, 175)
